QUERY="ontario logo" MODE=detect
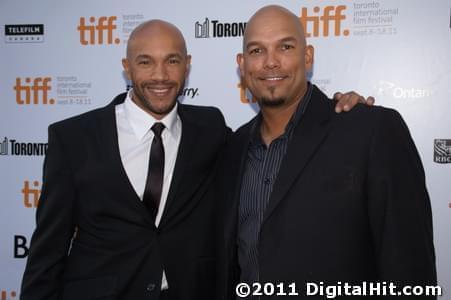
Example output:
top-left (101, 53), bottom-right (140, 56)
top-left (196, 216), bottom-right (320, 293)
top-left (434, 139), bottom-right (451, 164)
top-left (195, 18), bottom-right (246, 38)
top-left (376, 81), bottom-right (431, 99)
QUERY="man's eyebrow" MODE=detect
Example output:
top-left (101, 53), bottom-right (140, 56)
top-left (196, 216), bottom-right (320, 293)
top-left (135, 53), bottom-right (184, 60)
top-left (167, 53), bottom-right (183, 59)
top-left (245, 36), bottom-right (298, 50)
top-left (135, 54), bottom-right (151, 61)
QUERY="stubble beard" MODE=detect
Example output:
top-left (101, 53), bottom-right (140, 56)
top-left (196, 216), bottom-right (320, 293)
top-left (131, 79), bottom-right (185, 116)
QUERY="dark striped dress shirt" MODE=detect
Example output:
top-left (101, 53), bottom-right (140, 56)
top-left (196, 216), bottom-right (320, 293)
top-left (237, 84), bottom-right (313, 289)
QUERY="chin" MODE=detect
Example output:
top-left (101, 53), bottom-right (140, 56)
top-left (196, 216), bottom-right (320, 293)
top-left (260, 97), bottom-right (286, 107)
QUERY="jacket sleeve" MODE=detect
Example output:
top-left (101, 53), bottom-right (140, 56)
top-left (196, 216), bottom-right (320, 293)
top-left (367, 108), bottom-right (437, 299)
top-left (20, 124), bottom-right (77, 300)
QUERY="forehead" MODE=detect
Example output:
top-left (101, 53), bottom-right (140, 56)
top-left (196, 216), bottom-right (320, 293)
top-left (244, 13), bottom-right (302, 46)
top-left (129, 28), bottom-right (185, 57)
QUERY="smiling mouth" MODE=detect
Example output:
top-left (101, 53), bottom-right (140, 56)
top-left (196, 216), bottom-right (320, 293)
top-left (259, 76), bottom-right (287, 82)
top-left (145, 86), bottom-right (173, 97)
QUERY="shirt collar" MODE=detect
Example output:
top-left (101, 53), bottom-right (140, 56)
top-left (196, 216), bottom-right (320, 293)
top-left (124, 89), bottom-right (179, 140)
top-left (249, 82), bottom-right (313, 147)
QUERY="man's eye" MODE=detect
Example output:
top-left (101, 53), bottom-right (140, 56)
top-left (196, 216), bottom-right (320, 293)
top-left (169, 59), bottom-right (180, 64)
top-left (281, 44), bottom-right (294, 50)
top-left (249, 48), bottom-right (262, 55)
top-left (138, 60), bottom-right (150, 65)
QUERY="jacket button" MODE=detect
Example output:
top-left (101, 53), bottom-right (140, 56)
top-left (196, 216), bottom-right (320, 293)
top-left (147, 283), bottom-right (156, 292)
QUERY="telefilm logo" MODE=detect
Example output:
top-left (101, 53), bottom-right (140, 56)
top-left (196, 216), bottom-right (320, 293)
top-left (4, 24), bottom-right (44, 43)
top-left (0, 137), bottom-right (47, 156)
top-left (14, 77), bottom-right (54, 105)
top-left (434, 139), bottom-right (451, 164)
top-left (195, 18), bottom-right (246, 38)
top-left (77, 16), bottom-right (120, 45)
top-left (0, 290), bottom-right (17, 300)
top-left (299, 5), bottom-right (350, 37)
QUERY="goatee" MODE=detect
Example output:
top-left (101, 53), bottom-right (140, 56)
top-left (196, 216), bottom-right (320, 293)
top-left (259, 97), bottom-right (286, 107)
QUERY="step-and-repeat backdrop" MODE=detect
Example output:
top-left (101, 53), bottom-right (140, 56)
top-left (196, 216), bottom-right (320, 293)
top-left (1, 0), bottom-right (450, 298)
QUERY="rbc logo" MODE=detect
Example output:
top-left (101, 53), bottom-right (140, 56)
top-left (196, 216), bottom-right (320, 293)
top-left (77, 16), bottom-right (120, 45)
top-left (299, 6), bottom-right (349, 37)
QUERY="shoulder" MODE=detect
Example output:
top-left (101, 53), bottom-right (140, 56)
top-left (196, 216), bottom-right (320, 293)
top-left (332, 101), bottom-right (406, 130)
top-left (49, 93), bottom-right (125, 133)
top-left (178, 104), bottom-right (227, 128)
top-left (49, 105), bottom-right (110, 134)
top-left (234, 115), bottom-right (257, 136)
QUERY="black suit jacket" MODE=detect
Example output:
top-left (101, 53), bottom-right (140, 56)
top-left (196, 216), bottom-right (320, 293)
top-left (217, 85), bottom-right (436, 299)
top-left (21, 93), bottom-right (229, 300)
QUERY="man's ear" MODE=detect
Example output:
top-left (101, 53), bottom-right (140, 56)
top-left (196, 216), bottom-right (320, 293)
top-left (122, 58), bottom-right (131, 80)
top-left (236, 53), bottom-right (245, 77)
top-left (304, 45), bottom-right (314, 72)
top-left (185, 54), bottom-right (192, 78)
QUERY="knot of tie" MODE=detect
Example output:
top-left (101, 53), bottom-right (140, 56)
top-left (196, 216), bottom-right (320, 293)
top-left (152, 122), bottom-right (165, 137)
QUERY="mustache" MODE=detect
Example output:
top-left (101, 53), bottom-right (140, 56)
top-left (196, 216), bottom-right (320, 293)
top-left (141, 80), bottom-right (177, 88)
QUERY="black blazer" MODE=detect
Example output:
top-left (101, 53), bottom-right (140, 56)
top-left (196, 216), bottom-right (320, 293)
top-left (217, 85), bottom-right (436, 299)
top-left (21, 93), bottom-right (229, 300)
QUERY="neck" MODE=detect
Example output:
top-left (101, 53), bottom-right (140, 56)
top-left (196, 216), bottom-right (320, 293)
top-left (259, 97), bottom-right (301, 146)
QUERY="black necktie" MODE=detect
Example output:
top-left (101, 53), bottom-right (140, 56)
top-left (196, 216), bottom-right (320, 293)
top-left (143, 122), bottom-right (165, 218)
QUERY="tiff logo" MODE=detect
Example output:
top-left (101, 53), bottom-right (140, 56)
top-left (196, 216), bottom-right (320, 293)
top-left (195, 18), bottom-right (210, 38)
top-left (300, 5), bottom-right (349, 37)
top-left (238, 81), bottom-right (257, 104)
top-left (77, 16), bottom-right (120, 45)
top-left (0, 290), bottom-right (17, 300)
top-left (14, 77), bottom-right (54, 105)
top-left (434, 139), bottom-right (451, 164)
top-left (22, 180), bottom-right (41, 208)
top-left (0, 137), bottom-right (7, 155)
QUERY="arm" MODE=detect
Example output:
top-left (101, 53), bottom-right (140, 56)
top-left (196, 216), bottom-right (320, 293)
top-left (20, 125), bottom-right (77, 300)
top-left (367, 109), bottom-right (436, 299)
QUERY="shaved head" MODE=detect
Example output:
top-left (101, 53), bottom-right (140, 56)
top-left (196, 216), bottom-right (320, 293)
top-left (243, 5), bottom-right (306, 52)
top-left (237, 5), bottom-right (314, 111)
top-left (127, 19), bottom-right (188, 59)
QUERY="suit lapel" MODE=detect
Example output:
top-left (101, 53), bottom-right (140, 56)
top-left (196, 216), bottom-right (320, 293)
top-left (262, 86), bottom-right (334, 223)
top-left (158, 104), bottom-right (201, 228)
top-left (96, 93), bottom-right (155, 227)
top-left (223, 124), bottom-right (253, 241)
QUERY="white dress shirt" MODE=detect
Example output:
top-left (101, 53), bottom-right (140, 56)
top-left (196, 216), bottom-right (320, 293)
top-left (115, 90), bottom-right (182, 290)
